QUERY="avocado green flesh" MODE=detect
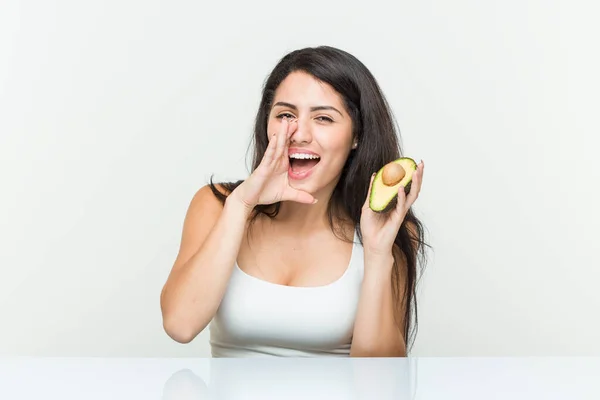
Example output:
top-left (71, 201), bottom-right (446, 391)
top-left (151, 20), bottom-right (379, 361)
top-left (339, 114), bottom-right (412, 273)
top-left (369, 157), bottom-right (417, 212)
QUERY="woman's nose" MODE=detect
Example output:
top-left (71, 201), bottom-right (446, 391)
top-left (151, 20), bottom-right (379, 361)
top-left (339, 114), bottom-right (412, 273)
top-left (289, 117), bottom-right (312, 144)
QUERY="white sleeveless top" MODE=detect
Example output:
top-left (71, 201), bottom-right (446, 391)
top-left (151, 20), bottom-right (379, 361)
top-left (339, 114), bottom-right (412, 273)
top-left (209, 229), bottom-right (364, 357)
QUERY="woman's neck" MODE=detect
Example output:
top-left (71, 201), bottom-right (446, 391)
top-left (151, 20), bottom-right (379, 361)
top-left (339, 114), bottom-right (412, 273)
top-left (274, 198), bottom-right (354, 239)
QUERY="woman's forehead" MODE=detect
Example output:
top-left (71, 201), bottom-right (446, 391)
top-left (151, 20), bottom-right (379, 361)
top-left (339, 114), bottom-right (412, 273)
top-left (273, 71), bottom-right (343, 107)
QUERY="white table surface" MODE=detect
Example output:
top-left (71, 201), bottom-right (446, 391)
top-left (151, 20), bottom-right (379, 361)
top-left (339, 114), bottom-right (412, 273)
top-left (1, 357), bottom-right (599, 399)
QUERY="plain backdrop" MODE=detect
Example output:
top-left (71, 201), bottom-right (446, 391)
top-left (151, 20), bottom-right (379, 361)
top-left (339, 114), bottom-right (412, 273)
top-left (1, 0), bottom-right (598, 357)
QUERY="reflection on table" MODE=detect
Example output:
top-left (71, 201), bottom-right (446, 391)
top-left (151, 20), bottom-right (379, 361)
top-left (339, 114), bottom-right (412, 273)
top-left (1, 357), bottom-right (599, 399)
top-left (162, 357), bottom-right (415, 400)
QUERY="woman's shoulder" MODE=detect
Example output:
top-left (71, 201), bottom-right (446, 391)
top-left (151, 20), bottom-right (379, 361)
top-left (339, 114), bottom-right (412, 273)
top-left (190, 180), bottom-right (239, 211)
top-left (188, 178), bottom-right (245, 215)
top-left (171, 181), bottom-right (239, 272)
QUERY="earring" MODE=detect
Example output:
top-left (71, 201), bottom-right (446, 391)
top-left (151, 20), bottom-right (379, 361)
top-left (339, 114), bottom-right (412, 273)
top-left (352, 141), bottom-right (358, 149)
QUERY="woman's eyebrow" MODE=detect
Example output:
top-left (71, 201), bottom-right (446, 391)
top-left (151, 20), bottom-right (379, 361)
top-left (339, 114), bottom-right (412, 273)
top-left (273, 101), bottom-right (344, 118)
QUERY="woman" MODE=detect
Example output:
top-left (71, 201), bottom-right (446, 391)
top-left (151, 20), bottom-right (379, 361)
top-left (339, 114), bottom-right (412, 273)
top-left (160, 45), bottom-right (428, 357)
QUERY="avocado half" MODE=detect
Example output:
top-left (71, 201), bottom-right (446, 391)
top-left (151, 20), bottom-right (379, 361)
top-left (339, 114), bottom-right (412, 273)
top-left (369, 157), bottom-right (417, 213)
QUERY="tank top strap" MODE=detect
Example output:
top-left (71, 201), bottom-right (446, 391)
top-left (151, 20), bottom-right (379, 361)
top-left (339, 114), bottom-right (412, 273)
top-left (349, 227), bottom-right (364, 276)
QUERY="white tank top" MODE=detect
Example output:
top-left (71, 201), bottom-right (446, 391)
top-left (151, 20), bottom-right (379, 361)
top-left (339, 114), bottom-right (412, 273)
top-left (209, 229), bottom-right (364, 357)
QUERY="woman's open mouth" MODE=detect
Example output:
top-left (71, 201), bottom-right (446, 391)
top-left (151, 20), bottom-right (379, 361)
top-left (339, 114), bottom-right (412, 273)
top-left (288, 153), bottom-right (321, 180)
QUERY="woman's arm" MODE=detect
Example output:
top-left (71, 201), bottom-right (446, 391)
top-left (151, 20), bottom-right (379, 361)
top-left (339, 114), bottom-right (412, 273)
top-left (160, 184), bottom-right (251, 343)
top-left (350, 247), bottom-right (408, 357)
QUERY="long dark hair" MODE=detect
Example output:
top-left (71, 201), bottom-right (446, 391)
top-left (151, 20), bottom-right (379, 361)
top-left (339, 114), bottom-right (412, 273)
top-left (208, 45), bottom-right (430, 352)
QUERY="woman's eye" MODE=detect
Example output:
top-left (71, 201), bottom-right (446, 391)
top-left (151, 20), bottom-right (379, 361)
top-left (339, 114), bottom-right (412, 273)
top-left (276, 113), bottom-right (295, 119)
top-left (276, 113), bottom-right (332, 123)
top-left (316, 116), bottom-right (333, 123)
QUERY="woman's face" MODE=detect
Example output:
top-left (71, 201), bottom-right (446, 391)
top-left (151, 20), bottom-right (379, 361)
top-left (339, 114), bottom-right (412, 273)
top-left (266, 71), bottom-right (355, 195)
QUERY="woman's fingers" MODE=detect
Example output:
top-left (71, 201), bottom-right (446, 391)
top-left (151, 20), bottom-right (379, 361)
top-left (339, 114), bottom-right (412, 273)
top-left (394, 178), bottom-right (408, 217)
top-left (406, 161), bottom-right (424, 207)
top-left (282, 118), bottom-right (296, 163)
top-left (283, 187), bottom-right (317, 204)
top-left (261, 117), bottom-right (295, 170)
top-left (262, 127), bottom-right (280, 168)
top-left (362, 172), bottom-right (376, 211)
top-left (393, 160), bottom-right (423, 220)
top-left (274, 117), bottom-right (289, 164)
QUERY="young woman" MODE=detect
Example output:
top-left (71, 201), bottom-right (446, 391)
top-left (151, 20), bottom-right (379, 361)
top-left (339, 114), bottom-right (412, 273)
top-left (160, 46), bottom-right (428, 357)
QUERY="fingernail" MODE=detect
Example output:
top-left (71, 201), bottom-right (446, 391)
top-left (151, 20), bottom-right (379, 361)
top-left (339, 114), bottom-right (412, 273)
top-left (313, 199), bottom-right (318, 204)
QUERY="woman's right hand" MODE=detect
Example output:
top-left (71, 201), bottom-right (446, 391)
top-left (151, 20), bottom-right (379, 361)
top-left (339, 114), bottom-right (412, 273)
top-left (231, 117), bottom-right (317, 210)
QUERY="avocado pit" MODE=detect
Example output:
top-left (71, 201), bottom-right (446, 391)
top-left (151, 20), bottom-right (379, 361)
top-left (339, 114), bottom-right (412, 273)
top-left (382, 162), bottom-right (406, 186)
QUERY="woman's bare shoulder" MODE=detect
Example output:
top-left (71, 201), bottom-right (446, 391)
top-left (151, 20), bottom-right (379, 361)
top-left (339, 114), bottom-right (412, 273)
top-left (171, 183), bottom-right (232, 270)
top-left (190, 183), bottom-right (229, 210)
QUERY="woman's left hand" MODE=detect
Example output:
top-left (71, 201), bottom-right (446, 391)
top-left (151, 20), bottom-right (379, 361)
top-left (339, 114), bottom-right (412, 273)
top-left (360, 160), bottom-right (424, 257)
